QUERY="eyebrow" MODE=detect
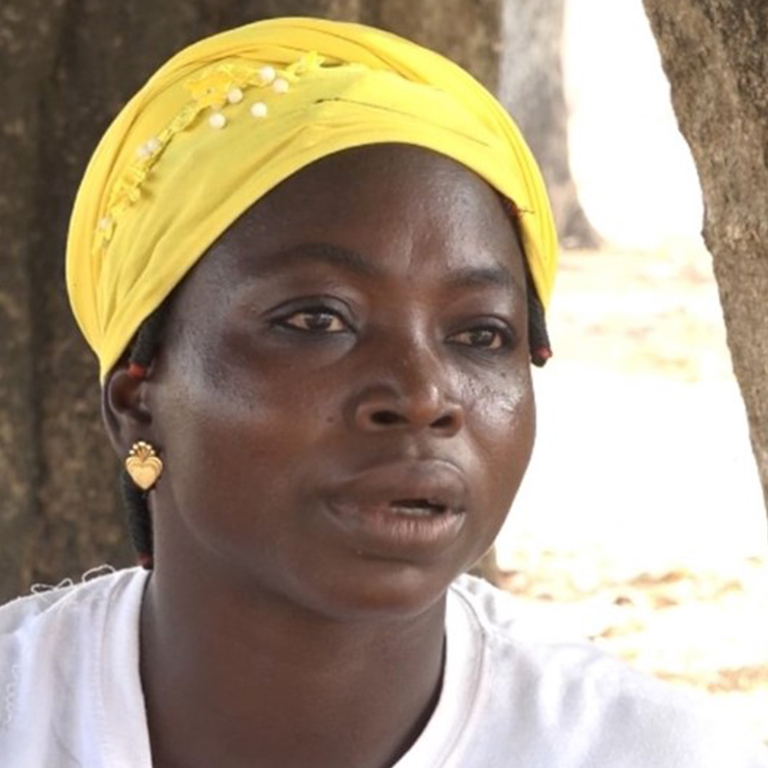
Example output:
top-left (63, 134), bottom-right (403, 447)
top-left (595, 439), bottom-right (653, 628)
top-left (444, 265), bottom-right (521, 294)
top-left (250, 242), bottom-right (523, 295)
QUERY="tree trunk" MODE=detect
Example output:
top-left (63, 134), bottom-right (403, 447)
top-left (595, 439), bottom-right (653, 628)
top-left (0, 0), bottom-right (505, 601)
top-left (499, 0), bottom-right (600, 248)
top-left (641, 0), bottom-right (768, 524)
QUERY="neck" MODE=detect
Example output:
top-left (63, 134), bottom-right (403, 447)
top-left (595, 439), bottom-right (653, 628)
top-left (139, 556), bottom-right (448, 768)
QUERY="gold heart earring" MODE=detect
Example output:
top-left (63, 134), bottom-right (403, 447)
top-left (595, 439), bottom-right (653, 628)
top-left (125, 441), bottom-right (163, 491)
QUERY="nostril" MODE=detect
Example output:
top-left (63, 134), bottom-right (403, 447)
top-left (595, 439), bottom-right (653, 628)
top-left (353, 397), bottom-right (463, 434)
top-left (371, 410), bottom-right (405, 426)
top-left (432, 414), bottom-right (455, 430)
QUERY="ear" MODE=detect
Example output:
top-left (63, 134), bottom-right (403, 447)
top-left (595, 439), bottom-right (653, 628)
top-left (102, 366), bottom-right (155, 458)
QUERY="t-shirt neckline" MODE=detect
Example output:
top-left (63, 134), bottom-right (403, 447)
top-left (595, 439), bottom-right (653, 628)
top-left (97, 569), bottom-right (483, 768)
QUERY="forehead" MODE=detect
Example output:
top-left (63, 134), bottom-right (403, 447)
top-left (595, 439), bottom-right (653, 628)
top-left (180, 144), bottom-right (526, 297)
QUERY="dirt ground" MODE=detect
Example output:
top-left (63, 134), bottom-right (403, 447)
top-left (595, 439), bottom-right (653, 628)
top-left (497, 242), bottom-right (768, 743)
top-left (548, 243), bottom-right (733, 382)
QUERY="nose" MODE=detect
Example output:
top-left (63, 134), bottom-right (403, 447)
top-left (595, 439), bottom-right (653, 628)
top-left (351, 348), bottom-right (465, 437)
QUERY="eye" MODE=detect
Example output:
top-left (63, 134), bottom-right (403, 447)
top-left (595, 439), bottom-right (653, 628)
top-left (448, 325), bottom-right (513, 350)
top-left (275, 308), bottom-right (349, 333)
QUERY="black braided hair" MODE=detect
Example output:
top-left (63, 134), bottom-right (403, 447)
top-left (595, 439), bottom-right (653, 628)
top-left (120, 302), bottom-right (170, 569)
top-left (527, 266), bottom-right (552, 367)
top-left (502, 195), bottom-right (553, 368)
top-left (119, 213), bottom-right (552, 568)
top-left (127, 303), bottom-right (168, 371)
top-left (121, 469), bottom-right (153, 568)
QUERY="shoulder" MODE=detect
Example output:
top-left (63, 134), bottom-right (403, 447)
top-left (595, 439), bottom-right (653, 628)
top-left (0, 567), bottom-right (150, 764)
top-left (447, 575), bottom-right (768, 767)
top-left (0, 566), bottom-right (146, 640)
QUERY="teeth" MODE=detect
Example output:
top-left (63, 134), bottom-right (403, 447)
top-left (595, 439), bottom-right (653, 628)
top-left (389, 499), bottom-right (446, 516)
top-left (391, 505), bottom-right (436, 517)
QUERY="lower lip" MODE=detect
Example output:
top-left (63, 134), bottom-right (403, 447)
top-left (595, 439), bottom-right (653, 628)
top-left (325, 500), bottom-right (466, 557)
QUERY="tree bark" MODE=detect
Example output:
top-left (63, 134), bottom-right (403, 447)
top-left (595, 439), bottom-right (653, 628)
top-left (0, 0), bottom-right (505, 601)
top-left (500, 0), bottom-right (600, 248)
top-left (641, 0), bottom-right (768, 523)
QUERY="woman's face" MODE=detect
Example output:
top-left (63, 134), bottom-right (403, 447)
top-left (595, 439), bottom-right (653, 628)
top-left (144, 144), bottom-right (535, 618)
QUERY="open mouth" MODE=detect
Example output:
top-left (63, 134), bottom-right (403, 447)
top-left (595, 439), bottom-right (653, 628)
top-left (388, 498), bottom-right (450, 517)
top-left (325, 462), bottom-right (468, 551)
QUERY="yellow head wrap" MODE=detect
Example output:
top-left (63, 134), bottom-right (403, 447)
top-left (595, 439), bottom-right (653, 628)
top-left (66, 16), bottom-right (558, 380)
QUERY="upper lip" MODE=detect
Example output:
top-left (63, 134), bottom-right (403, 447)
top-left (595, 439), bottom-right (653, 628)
top-left (327, 460), bottom-right (468, 514)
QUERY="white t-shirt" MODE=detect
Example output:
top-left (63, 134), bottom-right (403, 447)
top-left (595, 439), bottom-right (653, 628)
top-left (0, 567), bottom-right (765, 767)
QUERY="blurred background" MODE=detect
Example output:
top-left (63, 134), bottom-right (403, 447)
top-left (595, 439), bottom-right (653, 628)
top-left (496, 0), bottom-right (768, 741)
top-left (502, 0), bottom-right (767, 572)
top-left (1, 0), bottom-right (766, 741)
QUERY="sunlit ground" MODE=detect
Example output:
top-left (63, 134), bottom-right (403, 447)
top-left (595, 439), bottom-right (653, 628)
top-left (494, 0), bottom-right (768, 743)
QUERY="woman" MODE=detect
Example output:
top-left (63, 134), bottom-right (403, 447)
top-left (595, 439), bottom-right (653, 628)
top-left (1, 16), bottom-right (765, 768)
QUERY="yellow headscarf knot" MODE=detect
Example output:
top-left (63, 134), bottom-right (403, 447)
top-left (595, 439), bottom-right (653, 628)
top-left (66, 17), bottom-right (558, 380)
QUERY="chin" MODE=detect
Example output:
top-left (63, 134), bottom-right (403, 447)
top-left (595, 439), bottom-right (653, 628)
top-left (286, 558), bottom-right (467, 623)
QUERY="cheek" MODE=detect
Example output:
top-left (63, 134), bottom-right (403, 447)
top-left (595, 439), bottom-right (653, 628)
top-left (464, 366), bottom-right (535, 443)
top-left (152, 355), bottom-right (339, 530)
top-left (463, 367), bottom-right (536, 505)
top-left (159, 332), bottom-right (334, 444)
